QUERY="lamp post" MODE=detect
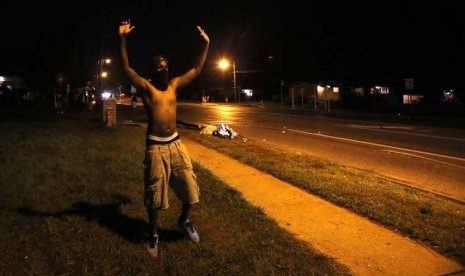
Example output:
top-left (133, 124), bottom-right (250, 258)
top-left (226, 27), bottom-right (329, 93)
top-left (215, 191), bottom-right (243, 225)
top-left (232, 61), bottom-right (237, 103)
top-left (218, 58), bottom-right (237, 103)
top-left (97, 58), bottom-right (111, 94)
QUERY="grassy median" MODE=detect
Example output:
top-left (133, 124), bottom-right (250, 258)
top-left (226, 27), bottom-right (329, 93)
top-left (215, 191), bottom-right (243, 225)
top-left (0, 110), bottom-right (349, 275)
top-left (181, 128), bottom-right (465, 264)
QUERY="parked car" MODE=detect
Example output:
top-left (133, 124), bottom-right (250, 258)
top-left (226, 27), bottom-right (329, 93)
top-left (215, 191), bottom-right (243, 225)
top-left (0, 75), bottom-right (35, 106)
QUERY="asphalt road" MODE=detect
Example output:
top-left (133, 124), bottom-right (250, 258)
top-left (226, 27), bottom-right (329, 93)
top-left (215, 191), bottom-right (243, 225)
top-left (174, 102), bottom-right (465, 203)
top-left (116, 101), bottom-right (465, 203)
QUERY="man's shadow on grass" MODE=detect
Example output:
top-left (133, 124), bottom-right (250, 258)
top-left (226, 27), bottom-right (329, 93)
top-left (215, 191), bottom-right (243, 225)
top-left (17, 194), bottom-right (184, 244)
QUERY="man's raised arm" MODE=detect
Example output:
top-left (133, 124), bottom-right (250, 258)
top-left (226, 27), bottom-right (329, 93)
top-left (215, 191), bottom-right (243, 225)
top-left (173, 26), bottom-right (210, 88)
top-left (119, 19), bottom-right (147, 90)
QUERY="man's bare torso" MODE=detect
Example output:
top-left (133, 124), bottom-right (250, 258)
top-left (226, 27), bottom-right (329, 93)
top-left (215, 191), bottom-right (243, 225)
top-left (140, 82), bottom-right (177, 137)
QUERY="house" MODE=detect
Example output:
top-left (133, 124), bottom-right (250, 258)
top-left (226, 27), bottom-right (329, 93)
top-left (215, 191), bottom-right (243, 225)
top-left (286, 81), bottom-right (341, 108)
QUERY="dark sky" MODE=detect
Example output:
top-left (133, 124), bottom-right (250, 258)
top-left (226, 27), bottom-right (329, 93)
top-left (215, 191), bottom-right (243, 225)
top-left (1, 0), bottom-right (463, 93)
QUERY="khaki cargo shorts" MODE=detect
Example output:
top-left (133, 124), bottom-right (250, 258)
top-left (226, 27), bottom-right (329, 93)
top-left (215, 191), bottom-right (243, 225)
top-left (143, 139), bottom-right (200, 210)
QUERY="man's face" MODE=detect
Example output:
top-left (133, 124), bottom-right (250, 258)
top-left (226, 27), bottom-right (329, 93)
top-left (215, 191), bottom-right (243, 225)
top-left (150, 58), bottom-right (170, 90)
top-left (156, 60), bottom-right (169, 72)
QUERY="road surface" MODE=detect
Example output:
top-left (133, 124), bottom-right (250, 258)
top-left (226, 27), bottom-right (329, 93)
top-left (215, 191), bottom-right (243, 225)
top-left (175, 102), bottom-right (465, 203)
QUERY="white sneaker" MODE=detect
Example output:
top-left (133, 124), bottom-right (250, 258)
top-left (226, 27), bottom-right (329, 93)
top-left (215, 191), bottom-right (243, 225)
top-left (178, 219), bottom-right (200, 243)
top-left (146, 235), bottom-right (159, 258)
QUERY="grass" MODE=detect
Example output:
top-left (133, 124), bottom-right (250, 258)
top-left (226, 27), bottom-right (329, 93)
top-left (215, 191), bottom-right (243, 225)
top-left (0, 108), bottom-right (349, 275)
top-left (181, 128), bottom-right (465, 264)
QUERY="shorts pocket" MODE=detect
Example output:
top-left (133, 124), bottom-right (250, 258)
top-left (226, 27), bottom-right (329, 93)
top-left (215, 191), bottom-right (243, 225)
top-left (144, 150), bottom-right (163, 184)
top-left (176, 142), bottom-right (193, 170)
top-left (144, 177), bottom-right (163, 208)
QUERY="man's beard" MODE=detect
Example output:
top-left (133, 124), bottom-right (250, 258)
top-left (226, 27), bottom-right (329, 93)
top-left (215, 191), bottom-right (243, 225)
top-left (150, 69), bottom-right (169, 91)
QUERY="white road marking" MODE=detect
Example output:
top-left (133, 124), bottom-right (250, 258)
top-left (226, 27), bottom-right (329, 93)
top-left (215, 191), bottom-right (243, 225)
top-left (287, 128), bottom-right (465, 163)
top-left (263, 111), bottom-right (464, 141)
top-left (342, 124), bottom-right (465, 141)
top-left (383, 150), bottom-right (465, 169)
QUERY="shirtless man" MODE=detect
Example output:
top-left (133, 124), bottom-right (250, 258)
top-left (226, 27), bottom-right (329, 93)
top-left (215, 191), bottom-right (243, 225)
top-left (119, 19), bottom-right (209, 258)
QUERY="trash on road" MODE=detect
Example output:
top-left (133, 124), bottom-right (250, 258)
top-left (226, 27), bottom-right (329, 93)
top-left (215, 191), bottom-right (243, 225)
top-left (200, 123), bottom-right (237, 139)
top-left (212, 123), bottom-right (237, 139)
top-left (200, 124), bottom-right (217, 135)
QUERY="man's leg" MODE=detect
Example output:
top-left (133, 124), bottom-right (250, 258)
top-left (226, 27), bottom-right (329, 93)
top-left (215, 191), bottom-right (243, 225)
top-left (177, 203), bottom-right (199, 243)
top-left (147, 205), bottom-right (158, 237)
top-left (144, 143), bottom-right (171, 258)
top-left (178, 203), bottom-right (191, 224)
top-left (172, 140), bottom-right (200, 243)
top-left (146, 203), bottom-right (159, 258)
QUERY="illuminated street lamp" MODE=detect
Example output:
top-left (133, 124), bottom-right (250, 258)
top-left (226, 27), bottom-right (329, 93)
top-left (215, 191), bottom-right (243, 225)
top-left (218, 59), bottom-right (229, 70)
top-left (218, 58), bottom-right (237, 103)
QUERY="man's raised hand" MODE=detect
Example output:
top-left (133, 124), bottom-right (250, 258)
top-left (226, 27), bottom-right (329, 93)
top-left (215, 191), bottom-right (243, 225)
top-left (197, 26), bottom-right (210, 43)
top-left (120, 19), bottom-right (135, 37)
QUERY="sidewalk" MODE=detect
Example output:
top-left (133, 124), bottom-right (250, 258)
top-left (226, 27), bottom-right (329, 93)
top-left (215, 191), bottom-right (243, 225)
top-left (182, 137), bottom-right (464, 276)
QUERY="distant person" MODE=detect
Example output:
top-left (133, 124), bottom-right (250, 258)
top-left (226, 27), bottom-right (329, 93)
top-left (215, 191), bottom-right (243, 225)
top-left (84, 81), bottom-right (95, 111)
top-left (119, 19), bottom-right (210, 258)
top-left (130, 84), bottom-right (137, 94)
top-left (54, 86), bottom-right (64, 114)
top-left (131, 94), bottom-right (138, 109)
top-left (130, 85), bottom-right (138, 109)
top-left (65, 83), bottom-right (70, 110)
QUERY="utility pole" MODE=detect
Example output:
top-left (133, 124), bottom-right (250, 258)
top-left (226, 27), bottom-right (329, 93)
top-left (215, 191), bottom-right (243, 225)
top-left (314, 86), bottom-right (317, 110)
top-left (233, 61), bottom-right (237, 103)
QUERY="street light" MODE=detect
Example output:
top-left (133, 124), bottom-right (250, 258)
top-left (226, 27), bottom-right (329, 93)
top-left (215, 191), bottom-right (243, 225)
top-left (97, 57), bottom-right (111, 94)
top-left (218, 58), bottom-right (237, 103)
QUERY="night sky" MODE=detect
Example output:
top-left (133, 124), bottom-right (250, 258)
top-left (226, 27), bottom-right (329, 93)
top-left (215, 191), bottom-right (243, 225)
top-left (1, 0), bottom-right (463, 94)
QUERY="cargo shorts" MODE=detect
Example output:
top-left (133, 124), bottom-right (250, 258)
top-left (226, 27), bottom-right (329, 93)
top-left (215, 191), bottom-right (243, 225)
top-left (143, 139), bottom-right (200, 210)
